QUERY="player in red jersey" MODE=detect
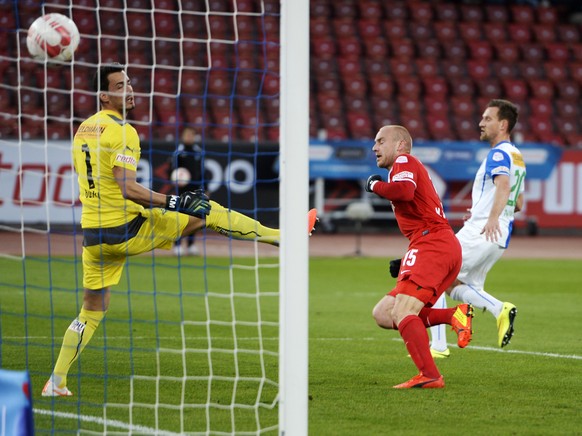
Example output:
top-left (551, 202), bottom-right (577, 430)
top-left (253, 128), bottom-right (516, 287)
top-left (366, 125), bottom-right (473, 389)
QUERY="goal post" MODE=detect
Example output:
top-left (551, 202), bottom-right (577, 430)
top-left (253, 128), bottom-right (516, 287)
top-left (279, 0), bottom-right (310, 435)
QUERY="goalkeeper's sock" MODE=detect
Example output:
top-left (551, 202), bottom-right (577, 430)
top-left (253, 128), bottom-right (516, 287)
top-left (51, 307), bottom-right (105, 388)
top-left (205, 200), bottom-right (280, 246)
top-left (450, 284), bottom-right (503, 318)
top-left (398, 315), bottom-right (440, 379)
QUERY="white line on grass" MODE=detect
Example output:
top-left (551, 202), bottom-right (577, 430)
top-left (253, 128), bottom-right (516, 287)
top-left (33, 408), bottom-right (181, 436)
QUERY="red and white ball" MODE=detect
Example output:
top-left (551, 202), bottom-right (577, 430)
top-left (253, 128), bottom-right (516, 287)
top-left (171, 167), bottom-right (192, 188)
top-left (26, 13), bottom-right (80, 61)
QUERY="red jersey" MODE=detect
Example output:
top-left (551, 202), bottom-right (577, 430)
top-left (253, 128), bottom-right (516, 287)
top-left (373, 154), bottom-right (450, 242)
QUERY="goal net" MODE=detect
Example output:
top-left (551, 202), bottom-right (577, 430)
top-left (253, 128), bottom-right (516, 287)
top-left (0, 1), bottom-right (308, 434)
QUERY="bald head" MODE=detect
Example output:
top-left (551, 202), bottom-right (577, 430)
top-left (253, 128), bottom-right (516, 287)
top-left (373, 125), bottom-right (413, 169)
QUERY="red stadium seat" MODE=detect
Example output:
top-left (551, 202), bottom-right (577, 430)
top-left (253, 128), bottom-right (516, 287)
top-left (423, 77), bottom-right (448, 97)
top-left (521, 43), bottom-right (545, 62)
top-left (363, 38), bottom-right (389, 60)
top-left (454, 115), bottom-right (478, 141)
top-left (316, 75), bottom-right (341, 96)
top-left (398, 96), bottom-right (423, 117)
top-left (427, 114), bottom-right (454, 140)
top-left (494, 42), bottom-right (520, 62)
top-left (384, 2), bottom-right (408, 21)
top-left (400, 114), bottom-right (429, 140)
top-left (571, 44), bottom-right (582, 62)
top-left (529, 98), bottom-right (553, 117)
top-left (317, 94), bottom-right (343, 116)
top-left (371, 96), bottom-right (397, 117)
top-left (345, 97), bottom-right (370, 114)
top-left (511, 5), bottom-right (535, 23)
top-left (337, 38), bottom-right (362, 60)
top-left (311, 38), bottom-right (336, 60)
top-left (310, 17), bottom-right (331, 39)
top-left (451, 96), bottom-right (477, 118)
top-left (467, 40), bottom-right (494, 60)
top-left (384, 20), bottom-right (408, 41)
top-left (483, 23), bottom-right (507, 42)
top-left (536, 6), bottom-right (558, 24)
top-left (448, 77), bottom-right (475, 97)
top-left (320, 113), bottom-right (348, 139)
top-left (502, 78), bottom-right (529, 101)
top-left (389, 38), bottom-right (415, 59)
top-left (333, 18), bottom-right (356, 39)
top-left (347, 112), bottom-right (374, 139)
top-left (458, 22), bottom-right (482, 42)
top-left (389, 58), bottom-right (415, 78)
top-left (364, 59), bottom-right (389, 76)
top-left (556, 80), bottom-right (580, 101)
top-left (359, 1), bottom-right (384, 20)
top-left (545, 42), bottom-right (569, 62)
top-left (556, 99), bottom-right (579, 118)
top-left (312, 58), bottom-right (338, 77)
top-left (416, 40), bottom-right (441, 59)
top-left (477, 78), bottom-right (502, 98)
top-left (533, 24), bottom-right (557, 43)
top-left (409, 23), bottom-right (433, 41)
top-left (343, 76), bottom-right (368, 97)
top-left (409, 1), bottom-right (434, 23)
top-left (486, 5), bottom-right (509, 22)
top-left (358, 19), bottom-right (383, 40)
top-left (460, 4), bottom-right (484, 22)
top-left (544, 62), bottom-right (568, 83)
top-left (555, 117), bottom-right (579, 137)
top-left (569, 62), bottom-right (582, 84)
top-left (434, 22), bottom-right (458, 44)
top-left (435, 3), bottom-right (458, 21)
top-left (528, 79), bottom-right (555, 99)
top-left (508, 23), bottom-right (532, 43)
top-left (415, 59), bottom-right (439, 77)
top-left (395, 77), bottom-right (422, 98)
top-left (441, 60), bottom-right (467, 81)
top-left (369, 75), bottom-right (394, 97)
top-left (338, 58), bottom-right (363, 77)
top-left (467, 60), bottom-right (491, 81)
top-left (333, 2), bottom-right (357, 18)
top-left (425, 96), bottom-right (447, 114)
top-left (558, 25), bottom-right (580, 44)
top-left (441, 41), bottom-right (467, 59)
top-left (492, 61), bottom-right (517, 79)
top-left (518, 61), bottom-right (544, 80)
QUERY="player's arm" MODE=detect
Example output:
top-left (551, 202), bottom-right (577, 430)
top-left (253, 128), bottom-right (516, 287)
top-left (482, 174), bottom-right (510, 242)
top-left (113, 166), bottom-right (210, 218)
top-left (365, 175), bottom-right (415, 201)
top-left (113, 166), bottom-right (166, 207)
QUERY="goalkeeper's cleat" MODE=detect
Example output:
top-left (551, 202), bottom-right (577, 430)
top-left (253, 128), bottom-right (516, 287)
top-left (41, 379), bottom-right (73, 397)
top-left (307, 208), bottom-right (319, 236)
top-left (431, 348), bottom-right (450, 359)
top-left (497, 302), bottom-right (517, 348)
top-left (451, 303), bottom-right (474, 348)
top-left (393, 373), bottom-right (445, 389)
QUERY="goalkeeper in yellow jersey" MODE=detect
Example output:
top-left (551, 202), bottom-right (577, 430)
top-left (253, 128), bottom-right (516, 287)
top-left (42, 63), bottom-right (318, 397)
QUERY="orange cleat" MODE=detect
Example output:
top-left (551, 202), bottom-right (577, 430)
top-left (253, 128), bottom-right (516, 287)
top-left (451, 303), bottom-right (474, 348)
top-left (393, 373), bottom-right (445, 389)
top-left (307, 208), bottom-right (319, 236)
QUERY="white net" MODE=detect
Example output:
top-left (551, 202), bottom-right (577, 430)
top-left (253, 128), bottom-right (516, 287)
top-left (0, 0), bottom-right (296, 434)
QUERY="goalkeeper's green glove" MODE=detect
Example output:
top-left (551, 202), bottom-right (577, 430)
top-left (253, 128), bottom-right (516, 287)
top-left (166, 189), bottom-right (211, 218)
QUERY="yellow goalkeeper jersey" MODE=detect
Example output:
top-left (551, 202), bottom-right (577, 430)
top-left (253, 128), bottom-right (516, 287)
top-left (72, 109), bottom-right (144, 228)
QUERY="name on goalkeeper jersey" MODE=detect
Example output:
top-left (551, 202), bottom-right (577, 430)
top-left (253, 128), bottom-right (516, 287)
top-left (77, 125), bottom-right (106, 135)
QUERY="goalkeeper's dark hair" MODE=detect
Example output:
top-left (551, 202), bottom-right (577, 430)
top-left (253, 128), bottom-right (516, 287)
top-left (487, 99), bottom-right (519, 133)
top-left (92, 62), bottom-right (125, 94)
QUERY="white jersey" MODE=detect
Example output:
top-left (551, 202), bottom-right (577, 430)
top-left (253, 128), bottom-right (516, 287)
top-left (465, 140), bottom-right (526, 248)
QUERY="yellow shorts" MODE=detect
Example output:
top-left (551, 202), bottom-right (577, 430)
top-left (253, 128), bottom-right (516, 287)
top-left (82, 209), bottom-right (188, 290)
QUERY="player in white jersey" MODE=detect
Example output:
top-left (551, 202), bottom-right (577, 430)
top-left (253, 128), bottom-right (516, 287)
top-left (431, 99), bottom-right (525, 353)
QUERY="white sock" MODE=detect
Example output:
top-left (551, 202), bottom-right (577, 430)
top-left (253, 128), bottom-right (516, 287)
top-left (429, 293), bottom-right (448, 352)
top-left (450, 284), bottom-right (504, 318)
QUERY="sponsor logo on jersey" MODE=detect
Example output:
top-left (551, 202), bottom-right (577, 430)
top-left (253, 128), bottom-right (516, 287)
top-left (395, 156), bottom-right (408, 164)
top-left (511, 152), bottom-right (525, 167)
top-left (393, 170), bottom-right (414, 181)
top-left (115, 153), bottom-right (137, 166)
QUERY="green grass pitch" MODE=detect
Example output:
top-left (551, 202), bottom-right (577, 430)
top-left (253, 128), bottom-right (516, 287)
top-left (1, 255), bottom-right (581, 434)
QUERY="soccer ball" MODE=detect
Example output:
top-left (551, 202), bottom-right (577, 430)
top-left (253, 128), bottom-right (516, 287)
top-left (26, 13), bottom-right (80, 62)
top-left (171, 167), bottom-right (191, 188)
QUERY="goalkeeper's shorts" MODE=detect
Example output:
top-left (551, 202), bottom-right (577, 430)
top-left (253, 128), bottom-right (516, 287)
top-left (82, 208), bottom-right (188, 289)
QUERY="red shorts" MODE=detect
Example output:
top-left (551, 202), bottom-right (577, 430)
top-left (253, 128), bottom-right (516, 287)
top-left (389, 228), bottom-right (461, 307)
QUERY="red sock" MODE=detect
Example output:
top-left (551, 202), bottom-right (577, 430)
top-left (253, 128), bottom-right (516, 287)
top-left (398, 315), bottom-right (440, 379)
top-left (418, 307), bottom-right (456, 328)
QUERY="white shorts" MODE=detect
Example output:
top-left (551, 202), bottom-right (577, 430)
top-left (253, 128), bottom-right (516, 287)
top-left (456, 223), bottom-right (506, 290)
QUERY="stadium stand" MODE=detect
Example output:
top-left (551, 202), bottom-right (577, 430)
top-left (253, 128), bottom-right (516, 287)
top-left (3, 0), bottom-right (582, 146)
